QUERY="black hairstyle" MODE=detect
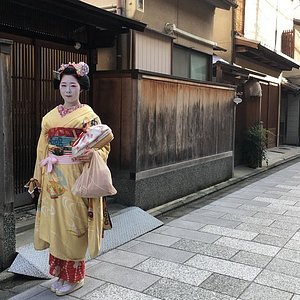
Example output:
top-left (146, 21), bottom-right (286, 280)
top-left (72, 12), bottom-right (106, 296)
top-left (53, 65), bottom-right (90, 90)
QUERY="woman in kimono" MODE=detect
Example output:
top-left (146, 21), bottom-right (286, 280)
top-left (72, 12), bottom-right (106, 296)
top-left (31, 62), bottom-right (109, 296)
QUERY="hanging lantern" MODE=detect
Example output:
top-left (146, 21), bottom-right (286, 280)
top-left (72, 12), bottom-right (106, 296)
top-left (244, 78), bottom-right (262, 97)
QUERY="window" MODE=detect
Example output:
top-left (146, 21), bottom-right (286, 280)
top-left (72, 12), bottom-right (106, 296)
top-left (172, 45), bottom-right (211, 81)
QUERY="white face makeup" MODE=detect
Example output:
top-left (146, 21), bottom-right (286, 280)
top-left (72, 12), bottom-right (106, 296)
top-left (59, 75), bottom-right (81, 108)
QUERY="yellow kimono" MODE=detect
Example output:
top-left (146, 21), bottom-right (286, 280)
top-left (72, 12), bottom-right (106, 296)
top-left (33, 104), bottom-right (109, 261)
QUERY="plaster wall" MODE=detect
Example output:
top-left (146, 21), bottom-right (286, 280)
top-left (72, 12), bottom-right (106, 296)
top-left (244, 0), bottom-right (294, 51)
top-left (142, 0), bottom-right (215, 55)
top-left (213, 7), bottom-right (233, 63)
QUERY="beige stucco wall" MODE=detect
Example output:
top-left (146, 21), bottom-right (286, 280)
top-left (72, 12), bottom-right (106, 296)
top-left (84, 0), bottom-right (219, 69)
top-left (142, 0), bottom-right (215, 55)
top-left (213, 7), bottom-right (233, 63)
top-left (81, 0), bottom-right (217, 57)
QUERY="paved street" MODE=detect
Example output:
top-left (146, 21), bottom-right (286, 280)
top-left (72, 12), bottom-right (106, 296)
top-left (8, 157), bottom-right (300, 300)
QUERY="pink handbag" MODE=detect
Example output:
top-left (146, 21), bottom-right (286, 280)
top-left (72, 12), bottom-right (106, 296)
top-left (72, 151), bottom-right (117, 198)
top-left (72, 124), bottom-right (114, 157)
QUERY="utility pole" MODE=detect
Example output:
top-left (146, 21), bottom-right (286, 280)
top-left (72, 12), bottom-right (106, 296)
top-left (0, 39), bottom-right (15, 270)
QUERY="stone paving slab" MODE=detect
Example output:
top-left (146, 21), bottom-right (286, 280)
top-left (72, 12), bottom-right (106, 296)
top-left (170, 239), bottom-right (239, 259)
top-left (221, 213), bottom-right (274, 226)
top-left (87, 261), bottom-right (160, 292)
top-left (238, 204), bottom-right (288, 215)
top-left (186, 209), bottom-right (226, 218)
top-left (205, 199), bottom-right (242, 208)
top-left (270, 220), bottom-right (300, 232)
top-left (254, 196), bottom-right (297, 206)
top-left (292, 232), bottom-right (300, 240)
top-left (215, 236), bottom-right (280, 256)
top-left (181, 214), bottom-right (241, 228)
top-left (239, 283), bottom-right (293, 300)
top-left (158, 227), bottom-right (220, 243)
top-left (8, 285), bottom-right (47, 300)
top-left (144, 278), bottom-right (236, 300)
top-left (269, 203), bottom-right (300, 213)
top-left (225, 191), bottom-right (263, 200)
top-left (277, 184), bottom-right (300, 190)
top-left (199, 273), bottom-right (250, 298)
top-left (276, 248), bottom-right (300, 264)
top-left (135, 257), bottom-right (211, 286)
top-left (255, 269), bottom-right (300, 294)
top-left (199, 224), bottom-right (258, 240)
top-left (285, 210), bottom-right (300, 218)
top-left (96, 249), bottom-right (148, 268)
top-left (185, 254), bottom-right (261, 281)
top-left (254, 211), bottom-right (300, 225)
top-left (236, 222), bottom-right (295, 238)
top-left (285, 239), bottom-right (300, 250)
top-left (199, 205), bottom-right (257, 216)
top-left (215, 198), bottom-right (272, 207)
top-left (253, 234), bottom-right (289, 247)
top-left (124, 241), bottom-right (195, 263)
top-left (136, 232), bottom-right (181, 246)
top-left (267, 258), bottom-right (300, 279)
top-left (83, 283), bottom-right (161, 300)
top-left (166, 219), bottom-right (206, 230)
top-left (230, 251), bottom-right (272, 268)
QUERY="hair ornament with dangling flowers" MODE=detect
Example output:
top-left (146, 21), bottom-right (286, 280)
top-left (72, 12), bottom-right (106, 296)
top-left (57, 62), bottom-right (89, 78)
top-left (53, 61), bottom-right (90, 90)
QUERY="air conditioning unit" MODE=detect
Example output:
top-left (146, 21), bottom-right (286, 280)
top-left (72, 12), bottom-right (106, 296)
top-left (126, 0), bottom-right (144, 21)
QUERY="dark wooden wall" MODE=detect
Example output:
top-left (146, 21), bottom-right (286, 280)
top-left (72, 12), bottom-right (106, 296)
top-left (261, 82), bottom-right (279, 148)
top-left (93, 71), bottom-right (235, 173)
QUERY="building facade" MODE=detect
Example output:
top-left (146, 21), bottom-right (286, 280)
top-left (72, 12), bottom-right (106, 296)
top-left (85, 0), bottom-right (238, 209)
top-left (213, 0), bottom-right (299, 164)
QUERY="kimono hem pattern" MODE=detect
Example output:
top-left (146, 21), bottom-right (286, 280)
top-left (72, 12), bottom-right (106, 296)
top-left (33, 105), bottom-right (109, 261)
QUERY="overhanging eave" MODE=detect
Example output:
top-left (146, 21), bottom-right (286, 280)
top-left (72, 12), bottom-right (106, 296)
top-left (235, 36), bottom-right (300, 71)
top-left (203, 0), bottom-right (238, 10)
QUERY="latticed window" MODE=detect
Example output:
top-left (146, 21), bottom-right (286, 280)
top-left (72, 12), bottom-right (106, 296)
top-left (281, 30), bottom-right (294, 58)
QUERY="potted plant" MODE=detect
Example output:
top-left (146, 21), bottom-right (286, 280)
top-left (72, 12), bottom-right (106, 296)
top-left (243, 123), bottom-right (269, 168)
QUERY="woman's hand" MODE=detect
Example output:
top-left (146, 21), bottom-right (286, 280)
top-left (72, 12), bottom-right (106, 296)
top-left (73, 148), bottom-right (94, 163)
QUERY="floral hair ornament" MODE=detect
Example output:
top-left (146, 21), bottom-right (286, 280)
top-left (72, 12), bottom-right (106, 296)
top-left (53, 62), bottom-right (89, 80)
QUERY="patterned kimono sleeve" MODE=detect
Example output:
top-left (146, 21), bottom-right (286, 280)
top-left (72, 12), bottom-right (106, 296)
top-left (93, 115), bottom-right (111, 162)
top-left (33, 117), bottom-right (49, 184)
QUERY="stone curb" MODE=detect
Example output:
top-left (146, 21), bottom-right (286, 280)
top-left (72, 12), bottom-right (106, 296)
top-left (147, 154), bottom-right (300, 218)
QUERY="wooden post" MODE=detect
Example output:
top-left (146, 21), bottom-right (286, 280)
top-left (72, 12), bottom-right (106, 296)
top-left (0, 39), bottom-right (15, 270)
